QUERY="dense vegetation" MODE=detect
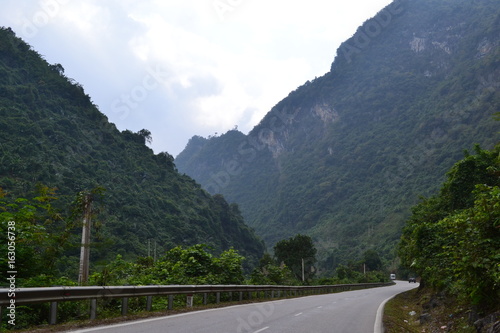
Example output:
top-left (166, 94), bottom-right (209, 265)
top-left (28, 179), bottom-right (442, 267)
top-left (0, 233), bottom-right (249, 329)
top-left (0, 0), bottom-right (499, 327)
top-left (176, 0), bottom-right (500, 271)
top-left (0, 184), bottom-right (386, 330)
top-left (0, 26), bottom-right (265, 281)
top-left (399, 144), bottom-right (500, 312)
top-left (274, 234), bottom-right (317, 282)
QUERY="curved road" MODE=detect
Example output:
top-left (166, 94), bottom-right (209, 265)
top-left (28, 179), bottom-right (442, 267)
top-left (72, 281), bottom-right (418, 333)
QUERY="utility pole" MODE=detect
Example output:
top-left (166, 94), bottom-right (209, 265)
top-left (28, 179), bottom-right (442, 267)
top-left (154, 240), bottom-right (157, 262)
top-left (78, 194), bottom-right (92, 285)
top-left (302, 258), bottom-right (305, 282)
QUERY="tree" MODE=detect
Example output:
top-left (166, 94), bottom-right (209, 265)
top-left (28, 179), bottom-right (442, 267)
top-left (250, 253), bottom-right (295, 285)
top-left (274, 234), bottom-right (317, 283)
top-left (363, 249), bottom-right (383, 271)
top-left (0, 185), bottom-right (76, 285)
top-left (49, 63), bottom-right (65, 75)
top-left (137, 129), bottom-right (153, 145)
top-left (398, 144), bottom-right (500, 310)
top-left (149, 244), bottom-right (245, 285)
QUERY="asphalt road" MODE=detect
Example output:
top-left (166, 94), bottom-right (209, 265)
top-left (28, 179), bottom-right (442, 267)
top-left (71, 281), bottom-right (418, 333)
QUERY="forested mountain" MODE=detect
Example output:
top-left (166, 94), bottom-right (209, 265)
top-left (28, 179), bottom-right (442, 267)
top-left (175, 0), bottom-right (500, 271)
top-left (0, 27), bottom-right (265, 273)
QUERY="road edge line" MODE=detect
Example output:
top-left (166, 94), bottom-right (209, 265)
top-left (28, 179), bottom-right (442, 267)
top-left (374, 294), bottom-right (395, 333)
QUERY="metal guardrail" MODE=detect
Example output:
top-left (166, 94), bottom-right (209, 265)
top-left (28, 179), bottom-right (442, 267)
top-left (0, 282), bottom-right (392, 325)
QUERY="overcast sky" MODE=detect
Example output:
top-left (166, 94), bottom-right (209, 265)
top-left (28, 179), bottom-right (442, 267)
top-left (1, 0), bottom-right (393, 156)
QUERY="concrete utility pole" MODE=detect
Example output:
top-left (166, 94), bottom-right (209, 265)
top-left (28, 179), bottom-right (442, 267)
top-left (154, 240), bottom-right (157, 262)
top-left (302, 258), bottom-right (305, 282)
top-left (78, 194), bottom-right (92, 285)
top-left (148, 239), bottom-right (157, 261)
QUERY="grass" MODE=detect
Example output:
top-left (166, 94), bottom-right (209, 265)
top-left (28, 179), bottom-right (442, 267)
top-left (383, 287), bottom-right (422, 332)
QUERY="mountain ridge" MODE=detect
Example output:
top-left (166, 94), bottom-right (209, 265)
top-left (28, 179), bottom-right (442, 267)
top-left (175, 0), bottom-right (500, 271)
top-left (0, 26), bottom-right (265, 272)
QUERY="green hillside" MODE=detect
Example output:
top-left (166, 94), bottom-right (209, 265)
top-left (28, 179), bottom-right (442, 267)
top-left (175, 0), bottom-right (499, 271)
top-left (0, 27), bottom-right (265, 275)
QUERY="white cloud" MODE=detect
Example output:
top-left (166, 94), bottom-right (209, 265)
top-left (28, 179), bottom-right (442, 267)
top-left (0, 0), bottom-right (394, 155)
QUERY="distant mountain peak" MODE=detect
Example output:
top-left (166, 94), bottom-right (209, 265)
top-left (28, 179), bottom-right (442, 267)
top-left (175, 0), bottom-right (499, 268)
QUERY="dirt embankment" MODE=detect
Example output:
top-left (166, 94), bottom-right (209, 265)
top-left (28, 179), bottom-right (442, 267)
top-left (383, 286), bottom-right (500, 333)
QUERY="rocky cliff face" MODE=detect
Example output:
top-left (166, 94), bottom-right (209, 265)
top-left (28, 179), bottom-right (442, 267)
top-left (175, 0), bottom-right (499, 269)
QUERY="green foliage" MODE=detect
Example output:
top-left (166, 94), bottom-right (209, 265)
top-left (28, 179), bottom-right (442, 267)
top-left (332, 249), bottom-right (389, 284)
top-left (175, 0), bottom-right (500, 272)
top-left (0, 185), bottom-right (78, 284)
top-left (89, 244), bottom-right (246, 286)
top-left (334, 264), bottom-right (387, 284)
top-left (363, 249), bottom-right (383, 271)
top-left (444, 185), bottom-right (500, 306)
top-left (399, 145), bottom-right (500, 310)
top-left (4, 245), bottom-right (246, 330)
top-left (274, 234), bottom-right (317, 283)
top-left (249, 253), bottom-right (296, 285)
top-left (0, 26), bottom-right (265, 274)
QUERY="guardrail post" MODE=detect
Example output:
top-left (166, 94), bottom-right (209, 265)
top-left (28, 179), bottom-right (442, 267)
top-left (186, 295), bottom-right (193, 307)
top-left (248, 292), bottom-right (252, 300)
top-left (229, 291), bottom-right (232, 301)
top-left (239, 291), bottom-right (243, 301)
top-left (203, 293), bottom-right (208, 305)
top-left (216, 292), bottom-right (220, 304)
top-left (121, 297), bottom-right (128, 316)
top-left (49, 301), bottom-right (57, 325)
top-left (90, 299), bottom-right (97, 320)
top-left (146, 296), bottom-right (153, 311)
top-left (168, 295), bottom-right (174, 310)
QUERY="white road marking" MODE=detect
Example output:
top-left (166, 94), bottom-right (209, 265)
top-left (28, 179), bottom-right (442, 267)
top-left (294, 312), bottom-right (303, 317)
top-left (374, 295), bottom-right (396, 333)
top-left (253, 327), bottom-right (269, 333)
